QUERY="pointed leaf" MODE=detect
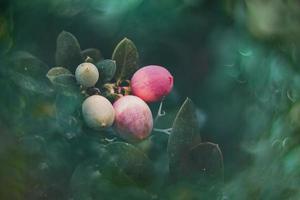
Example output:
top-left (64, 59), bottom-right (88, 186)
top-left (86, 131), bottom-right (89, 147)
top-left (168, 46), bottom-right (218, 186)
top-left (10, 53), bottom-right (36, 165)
top-left (187, 142), bottom-right (224, 183)
top-left (51, 74), bottom-right (78, 94)
top-left (167, 98), bottom-right (202, 178)
top-left (10, 51), bottom-right (49, 77)
top-left (12, 72), bottom-right (54, 96)
top-left (55, 92), bottom-right (83, 134)
top-left (55, 31), bottom-right (82, 72)
top-left (104, 142), bottom-right (154, 186)
top-left (55, 92), bottom-right (82, 120)
top-left (70, 159), bottom-right (152, 200)
top-left (112, 38), bottom-right (139, 81)
top-left (70, 160), bottom-right (105, 200)
top-left (44, 137), bottom-right (72, 173)
top-left (96, 59), bottom-right (116, 83)
top-left (46, 67), bottom-right (72, 83)
top-left (81, 48), bottom-right (102, 63)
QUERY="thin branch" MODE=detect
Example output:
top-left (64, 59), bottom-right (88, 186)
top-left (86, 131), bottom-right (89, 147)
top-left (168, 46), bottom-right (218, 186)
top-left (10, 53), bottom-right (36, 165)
top-left (153, 98), bottom-right (173, 135)
top-left (154, 99), bottom-right (166, 123)
top-left (103, 137), bottom-right (117, 143)
top-left (287, 90), bottom-right (296, 103)
top-left (153, 128), bottom-right (172, 135)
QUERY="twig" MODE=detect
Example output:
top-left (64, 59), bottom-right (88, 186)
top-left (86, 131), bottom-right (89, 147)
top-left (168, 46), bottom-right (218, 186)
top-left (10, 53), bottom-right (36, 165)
top-left (154, 99), bottom-right (166, 123)
top-left (103, 137), bottom-right (117, 143)
top-left (152, 99), bottom-right (173, 135)
top-left (153, 128), bottom-right (172, 135)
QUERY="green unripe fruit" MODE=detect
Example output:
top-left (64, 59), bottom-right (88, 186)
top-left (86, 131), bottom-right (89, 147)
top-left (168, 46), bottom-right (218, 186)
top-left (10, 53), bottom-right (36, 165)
top-left (75, 62), bottom-right (99, 87)
top-left (82, 95), bottom-right (115, 130)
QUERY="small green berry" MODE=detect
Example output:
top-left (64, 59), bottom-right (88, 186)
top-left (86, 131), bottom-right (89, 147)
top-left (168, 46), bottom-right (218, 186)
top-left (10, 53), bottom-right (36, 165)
top-left (75, 62), bottom-right (99, 87)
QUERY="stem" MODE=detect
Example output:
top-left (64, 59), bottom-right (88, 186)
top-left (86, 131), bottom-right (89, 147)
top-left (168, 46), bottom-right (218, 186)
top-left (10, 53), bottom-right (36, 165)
top-left (154, 98), bottom-right (166, 123)
top-left (84, 56), bottom-right (93, 63)
top-left (103, 137), bottom-right (117, 143)
top-left (153, 98), bottom-right (172, 135)
top-left (153, 128), bottom-right (172, 135)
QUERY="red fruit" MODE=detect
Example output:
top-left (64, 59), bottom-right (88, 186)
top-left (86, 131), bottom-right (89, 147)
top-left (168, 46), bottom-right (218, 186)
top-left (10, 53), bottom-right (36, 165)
top-left (113, 95), bottom-right (153, 141)
top-left (131, 65), bottom-right (173, 102)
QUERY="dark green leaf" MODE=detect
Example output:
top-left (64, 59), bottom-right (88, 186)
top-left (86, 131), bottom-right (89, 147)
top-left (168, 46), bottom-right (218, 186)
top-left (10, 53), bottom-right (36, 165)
top-left (164, 180), bottom-right (223, 200)
top-left (10, 51), bottom-right (49, 78)
top-left (46, 67), bottom-right (72, 83)
top-left (112, 38), bottom-right (139, 81)
top-left (71, 136), bottom-right (107, 159)
top-left (44, 137), bottom-right (72, 173)
top-left (81, 48), bottom-right (102, 63)
top-left (70, 160), bottom-right (105, 200)
top-left (55, 31), bottom-right (82, 72)
top-left (187, 142), bottom-right (224, 183)
top-left (12, 72), bottom-right (54, 96)
top-left (163, 142), bottom-right (224, 198)
top-left (51, 74), bottom-right (78, 94)
top-left (55, 92), bottom-right (82, 119)
top-left (167, 98), bottom-right (202, 179)
top-left (55, 92), bottom-right (83, 134)
top-left (104, 142), bottom-right (154, 186)
top-left (96, 59), bottom-right (116, 83)
top-left (70, 159), bottom-right (152, 200)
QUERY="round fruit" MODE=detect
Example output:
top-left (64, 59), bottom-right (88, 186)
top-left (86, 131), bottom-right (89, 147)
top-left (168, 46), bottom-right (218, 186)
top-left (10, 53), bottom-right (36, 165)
top-left (113, 95), bottom-right (153, 141)
top-left (82, 95), bottom-right (115, 130)
top-left (131, 65), bottom-right (173, 102)
top-left (75, 62), bottom-right (99, 87)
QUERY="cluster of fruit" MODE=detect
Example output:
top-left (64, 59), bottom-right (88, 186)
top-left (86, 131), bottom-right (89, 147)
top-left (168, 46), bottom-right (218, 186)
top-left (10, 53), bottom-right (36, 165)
top-left (77, 63), bottom-right (173, 142)
top-left (44, 31), bottom-right (174, 142)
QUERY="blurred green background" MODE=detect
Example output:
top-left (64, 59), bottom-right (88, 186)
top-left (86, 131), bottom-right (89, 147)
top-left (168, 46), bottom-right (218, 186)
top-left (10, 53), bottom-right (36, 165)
top-left (1, 0), bottom-right (300, 199)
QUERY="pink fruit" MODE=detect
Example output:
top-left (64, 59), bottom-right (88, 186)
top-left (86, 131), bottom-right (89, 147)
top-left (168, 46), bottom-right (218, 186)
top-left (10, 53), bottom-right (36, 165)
top-left (131, 65), bottom-right (173, 102)
top-left (113, 95), bottom-right (153, 141)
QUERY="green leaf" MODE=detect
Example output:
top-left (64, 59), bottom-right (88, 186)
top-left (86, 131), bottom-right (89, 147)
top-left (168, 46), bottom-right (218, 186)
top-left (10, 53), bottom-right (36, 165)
top-left (104, 142), bottom-right (154, 186)
top-left (96, 59), bottom-right (116, 83)
top-left (10, 51), bottom-right (49, 78)
top-left (81, 48), bottom-right (102, 63)
top-left (12, 72), bottom-right (54, 96)
top-left (55, 92), bottom-right (82, 119)
top-left (44, 136), bottom-right (73, 173)
top-left (55, 31), bottom-right (82, 72)
top-left (55, 92), bottom-right (83, 134)
top-left (70, 142), bottom-right (154, 199)
top-left (46, 67), bottom-right (72, 83)
top-left (167, 98), bottom-right (202, 179)
top-left (72, 136), bottom-right (107, 159)
top-left (70, 160), bottom-right (105, 200)
top-left (70, 158), bottom-right (152, 200)
top-left (51, 74), bottom-right (78, 94)
top-left (112, 38), bottom-right (139, 81)
top-left (164, 142), bottom-right (224, 198)
top-left (187, 142), bottom-right (224, 183)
